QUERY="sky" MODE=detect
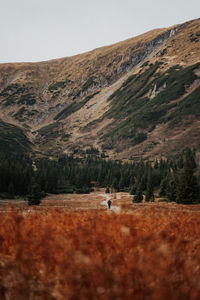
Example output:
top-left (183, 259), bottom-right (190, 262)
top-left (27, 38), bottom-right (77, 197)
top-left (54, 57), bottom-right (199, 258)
top-left (0, 0), bottom-right (200, 63)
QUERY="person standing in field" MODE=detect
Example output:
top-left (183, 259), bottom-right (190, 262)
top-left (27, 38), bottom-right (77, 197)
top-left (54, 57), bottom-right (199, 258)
top-left (107, 199), bottom-right (112, 209)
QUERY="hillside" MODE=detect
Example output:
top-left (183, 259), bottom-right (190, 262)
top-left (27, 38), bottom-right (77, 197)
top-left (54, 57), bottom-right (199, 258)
top-left (0, 18), bottom-right (200, 160)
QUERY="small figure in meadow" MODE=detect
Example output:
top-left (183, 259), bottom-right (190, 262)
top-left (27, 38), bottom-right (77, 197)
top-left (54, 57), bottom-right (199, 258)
top-left (107, 199), bottom-right (112, 209)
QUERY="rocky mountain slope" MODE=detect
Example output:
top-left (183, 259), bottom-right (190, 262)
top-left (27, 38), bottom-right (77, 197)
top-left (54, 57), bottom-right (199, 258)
top-left (0, 18), bottom-right (200, 160)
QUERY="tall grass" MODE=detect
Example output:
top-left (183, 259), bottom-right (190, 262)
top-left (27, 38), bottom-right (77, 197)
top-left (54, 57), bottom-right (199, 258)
top-left (0, 207), bottom-right (200, 299)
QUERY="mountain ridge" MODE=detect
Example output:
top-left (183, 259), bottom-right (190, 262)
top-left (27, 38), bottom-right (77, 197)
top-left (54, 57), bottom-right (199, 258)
top-left (0, 18), bottom-right (200, 160)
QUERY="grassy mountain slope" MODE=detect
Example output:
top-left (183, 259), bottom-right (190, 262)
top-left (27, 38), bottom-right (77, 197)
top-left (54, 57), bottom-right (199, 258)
top-left (0, 18), bottom-right (200, 159)
top-left (99, 62), bottom-right (200, 157)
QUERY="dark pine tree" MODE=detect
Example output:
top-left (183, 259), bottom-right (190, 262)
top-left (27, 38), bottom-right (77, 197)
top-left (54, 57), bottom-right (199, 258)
top-left (8, 181), bottom-right (15, 198)
top-left (130, 184), bottom-right (137, 195)
top-left (145, 172), bottom-right (154, 202)
top-left (166, 175), bottom-right (177, 202)
top-left (133, 184), bottom-right (143, 203)
top-left (112, 178), bottom-right (119, 193)
top-left (159, 175), bottom-right (169, 197)
top-left (27, 181), bottom-right (44, 206)
top-left (176, 157), bottom-right (199, 204)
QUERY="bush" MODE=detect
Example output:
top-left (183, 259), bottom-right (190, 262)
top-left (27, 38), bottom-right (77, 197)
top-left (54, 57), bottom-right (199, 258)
top-left (27, 182), bottom-right (44, 206)
top-left (133, 132), bottom-right (147, 145)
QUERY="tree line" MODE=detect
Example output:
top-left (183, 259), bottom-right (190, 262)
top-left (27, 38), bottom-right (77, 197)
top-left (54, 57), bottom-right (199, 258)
top-left (0, 148), bottom-right (199, 205)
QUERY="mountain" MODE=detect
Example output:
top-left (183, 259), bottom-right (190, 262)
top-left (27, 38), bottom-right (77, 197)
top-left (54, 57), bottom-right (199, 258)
top-left (0, 18), bottom-right (200, 160)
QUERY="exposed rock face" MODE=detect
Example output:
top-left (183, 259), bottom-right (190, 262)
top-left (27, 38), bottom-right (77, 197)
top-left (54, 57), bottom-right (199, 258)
top-left (117, 30), bottom-right (172, 75)
top-left (148, 82), bottom-right (167, 100)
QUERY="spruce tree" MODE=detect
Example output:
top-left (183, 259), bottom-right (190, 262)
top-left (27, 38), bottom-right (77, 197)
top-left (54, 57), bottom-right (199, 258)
top-left (8, 181), bottom-right (15, 198)
top-left (176, 158), bottom-right (199, 204)
top-left (112, 178), bottom-right (119, 193)
top-left (159, 176), bottom-right (169, 197)
top-left (166, 176), bottom-right (177, 202)
top-left (133, 184), bottom-right (143, 203)
top-left (119, 175), bottom-right (125, 191)
top-left (184, 148), bottom-right (197, 169)
top-left (27, 181), bottom-right (44, 206)
top-left (130, 184), bottom-right (137, 195)
top-left (145, 172), bottom-right (154, 202)
top-left (140, 174), bottom-right (147, 191)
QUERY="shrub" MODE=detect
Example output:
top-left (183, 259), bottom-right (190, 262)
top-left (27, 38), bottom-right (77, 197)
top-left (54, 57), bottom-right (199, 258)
top-left (133, 132), bottom-right (147, 145)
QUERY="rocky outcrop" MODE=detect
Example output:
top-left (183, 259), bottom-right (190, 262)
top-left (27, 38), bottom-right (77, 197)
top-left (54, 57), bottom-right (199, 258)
top-left (148, 82), bottom-right (167, 100)
top-left (117, 30), bottom-right (171, 75)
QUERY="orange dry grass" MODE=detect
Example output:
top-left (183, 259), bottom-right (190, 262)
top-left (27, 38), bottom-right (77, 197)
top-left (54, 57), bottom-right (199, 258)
top-left (0, 208), bottom-right (200, 300)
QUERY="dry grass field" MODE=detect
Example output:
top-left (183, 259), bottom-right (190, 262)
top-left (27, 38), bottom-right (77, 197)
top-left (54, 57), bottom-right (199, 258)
top-left (0, 192), bottom-right (200, 299)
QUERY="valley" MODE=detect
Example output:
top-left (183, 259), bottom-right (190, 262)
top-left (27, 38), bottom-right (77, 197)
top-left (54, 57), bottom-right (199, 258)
top-left (0, 9), bottom-right (200, 300)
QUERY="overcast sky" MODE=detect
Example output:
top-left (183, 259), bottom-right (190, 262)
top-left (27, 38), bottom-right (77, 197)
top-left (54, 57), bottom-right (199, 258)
top-left (0, 0), bottom-right (200, 63)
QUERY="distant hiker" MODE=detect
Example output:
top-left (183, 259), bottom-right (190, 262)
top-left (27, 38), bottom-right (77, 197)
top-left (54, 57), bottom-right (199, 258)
top-left (107, 199), bottom-right (112, 209)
